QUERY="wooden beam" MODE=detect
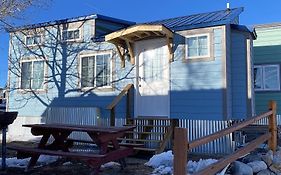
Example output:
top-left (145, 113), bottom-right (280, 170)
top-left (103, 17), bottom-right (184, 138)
top-left (125, 40), bottom-right (135, 65)
top-left (166, 37), bottom-right (174, 62)
top-left (106, 84), bottom-right (134, 110)
top-left (189, 110), bottom-right (273, 150)
top-left (194, 133), bottom-right (271, 175)
top-left (173, 127), bottom-right (187, 175)
top-left (105, 24), bottom-right (173, 42)
top-left (113, 43), bottom-right (125, 68)
top-left (152, 31), bottom-right (162, 36)
top-left (268, 100), bottom-right (277, 152)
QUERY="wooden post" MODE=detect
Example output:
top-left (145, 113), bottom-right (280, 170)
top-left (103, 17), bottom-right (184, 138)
top-left (173, 127), bottom-right (187, 175)
top-left (110, 107), bottom-right (115, 126)
top-left (268, 100), bottom-right (277, 152)
top-left (171, 119), bottom-right (179, 146)
top-left (126, 87), bottom-right (131, 121)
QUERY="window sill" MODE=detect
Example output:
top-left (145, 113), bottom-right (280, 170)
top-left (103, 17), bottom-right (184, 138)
top-left (183, 56), bottom-right (215, 63)
top-left (80, 87), bottom-right (114, 92)
top-left (17, 89), bottom-right (47, 94)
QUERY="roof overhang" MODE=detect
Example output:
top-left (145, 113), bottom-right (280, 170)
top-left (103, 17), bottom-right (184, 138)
top-left (105, 24), bottom-right (174, 67)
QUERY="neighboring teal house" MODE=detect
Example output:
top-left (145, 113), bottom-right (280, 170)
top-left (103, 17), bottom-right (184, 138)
top-left (6, 7), bottom-right (255, 139)
top-left (254, 23), bottom-right (281, 114)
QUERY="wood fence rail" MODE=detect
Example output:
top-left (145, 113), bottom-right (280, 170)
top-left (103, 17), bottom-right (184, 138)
top-left (106, 84), bottom-right (134, 126)
top-left (173, 100), bottom-right (277, 175)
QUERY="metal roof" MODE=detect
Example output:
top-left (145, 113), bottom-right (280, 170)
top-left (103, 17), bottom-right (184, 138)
top-left (145, 7), bottom-right (244, 31)
top-left (7, 14), bottom-right (135, 32)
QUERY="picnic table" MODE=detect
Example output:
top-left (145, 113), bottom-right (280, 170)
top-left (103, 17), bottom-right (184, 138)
top-left (8, 124), bottom-right (136, 174)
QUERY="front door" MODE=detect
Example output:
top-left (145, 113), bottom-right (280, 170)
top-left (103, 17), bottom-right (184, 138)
top-left (134, 38), bottom-right (170, 117)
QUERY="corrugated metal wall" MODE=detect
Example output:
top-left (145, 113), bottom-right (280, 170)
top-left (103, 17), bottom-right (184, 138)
top-left (45, 107), bottom-right (101, 141)
top-left (46, 107), bottom-right (278, 154)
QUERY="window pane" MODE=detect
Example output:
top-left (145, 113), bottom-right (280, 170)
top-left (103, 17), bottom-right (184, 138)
top-left (187, 37), bottom-right (198, 57)
top-left (32, 61), bottom-right (44, 89)
top-left (26, 37), bottom-right (33, 45)
top-left (254, 67), bottom-right (262, 89)
top-left (62, 31), bottom-right (67, 40)
top-left (198, 36), bottom-right (208, 56)
top-left (21, 62), bottom-right (32, 89)
top-left (74, 30), bottom-right (80, 39)
top-left (264, 66), bottom-right (279, 90)
top-left (81, 56), bottom-right (95, 88)
top-left (96, 54), bottom-right (110, 87)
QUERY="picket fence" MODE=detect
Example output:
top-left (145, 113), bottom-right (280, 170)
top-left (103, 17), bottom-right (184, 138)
top-left (45, 107), bottom-right (281, 154)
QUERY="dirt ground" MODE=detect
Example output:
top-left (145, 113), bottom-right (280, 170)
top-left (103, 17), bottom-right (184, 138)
top-left (0, 141), bottom-right (154, 175)
top-left (0, 141), bottom-right (224, 175)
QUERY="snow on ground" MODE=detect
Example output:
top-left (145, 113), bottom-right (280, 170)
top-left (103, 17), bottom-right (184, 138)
top-left (0, 155), bottom-right (58, 168)
top-left (145, 150), bottom-right (227, 175)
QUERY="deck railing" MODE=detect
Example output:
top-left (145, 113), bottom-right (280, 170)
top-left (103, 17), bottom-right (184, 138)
top-left (106, 84), bottom-right (134, 126)
top-left (173, 100), bottom-right (277, 175)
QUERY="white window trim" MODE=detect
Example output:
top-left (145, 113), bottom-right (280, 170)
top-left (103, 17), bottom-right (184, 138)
top-left (61, 28), bottom-right (82, 42)
top-left (25, 34), bottom-right (43, 47)
top-left (19, 58), bottom-right (46, 91)
top-left (254, 64), bottom-right (280, 91)
top-left (79, 51), bottom-right (113, 90)
top-left (185, 33), bottom-right (211, 59)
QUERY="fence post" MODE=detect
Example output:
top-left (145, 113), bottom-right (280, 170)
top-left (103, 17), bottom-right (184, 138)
top-left (268, 100), bottom-right (277, 152)
top-left (173, 127), bottom-right (187, 175)
top-left (110, 107), bottom-right (115, 126)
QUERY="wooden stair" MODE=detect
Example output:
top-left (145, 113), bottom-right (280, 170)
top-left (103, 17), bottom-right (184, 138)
top-left (117, 117), bottom-right (179, 153)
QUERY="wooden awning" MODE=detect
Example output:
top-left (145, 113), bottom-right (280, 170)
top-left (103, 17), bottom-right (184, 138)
top-left (105, 24), bottom-right (174, 67)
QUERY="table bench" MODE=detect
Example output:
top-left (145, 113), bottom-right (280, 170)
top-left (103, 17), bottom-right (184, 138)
top-left (7, 124), bottom-right (136, 175)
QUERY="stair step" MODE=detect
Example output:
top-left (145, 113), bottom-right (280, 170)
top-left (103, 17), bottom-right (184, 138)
top-left (124, 124), bottom-right (170, 128)
top-left (118, 138), bottom-right (161, 143)
top-left (125, 131), bottom-right (165, 135)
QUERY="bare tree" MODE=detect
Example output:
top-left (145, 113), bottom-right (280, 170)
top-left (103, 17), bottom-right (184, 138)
top-left (0, 0), bottom-right (51, 29)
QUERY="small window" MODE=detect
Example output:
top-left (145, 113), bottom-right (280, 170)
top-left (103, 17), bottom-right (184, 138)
top-left (25, 35), bottom-right (42, 46)
top-left (185, 34), bottom-right (210, 59)
top-left (62, 29), bottom-right (80, 41)
top-left (80, 53), bottom-right (112, 88)
top-left (21, 60), bottom-right (45, 90)
top-left (254, 65), bottom-right (280, 91)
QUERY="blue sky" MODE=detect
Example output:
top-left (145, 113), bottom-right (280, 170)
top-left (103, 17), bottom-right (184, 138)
top-left (1, 0), bottom-right (281, 87)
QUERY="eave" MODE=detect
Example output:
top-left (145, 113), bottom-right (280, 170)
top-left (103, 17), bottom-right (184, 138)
top-left (105, 24), bottom-right (174, 67)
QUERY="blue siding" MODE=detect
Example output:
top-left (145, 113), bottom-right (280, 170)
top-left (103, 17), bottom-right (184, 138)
top-left (231, 31), bottom-right (247, 119)
top-left (8, 19), bottom-right (135, 119)
top-left (170, 27), bottom-right (224, 120)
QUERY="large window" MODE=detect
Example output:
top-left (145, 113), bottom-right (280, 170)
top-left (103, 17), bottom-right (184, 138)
top-left (254, 65), bottom-right (280, 91)
top-left (62, 29), bottom-right (80, 41)
top-left (185, 34), bottom-right (210, 59)
top-left (80, 53), bottom-right (112, 88)
top-left (25, 35), bottom-right (42, 46)
top-left (21, 60), bottom-right (45, 90)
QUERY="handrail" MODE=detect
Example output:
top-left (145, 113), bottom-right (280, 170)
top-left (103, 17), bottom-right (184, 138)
top-left (106, 84), bottom-right (134, 126)
top-left (106, 84), bottom-right (133, 110)
top-left (173, 100), bottom-right (277, 175)
top-left (189, 110), bottom-right (273, 149)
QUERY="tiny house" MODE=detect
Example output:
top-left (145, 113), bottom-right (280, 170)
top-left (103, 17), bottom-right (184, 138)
top-left (253, 23), bottom-right (281, 114)
top-left (6, 7), bottom-right (255, 140)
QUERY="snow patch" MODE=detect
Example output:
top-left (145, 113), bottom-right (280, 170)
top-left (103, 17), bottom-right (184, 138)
top-left (101, 162), bottom-right (121, 169)
top-left (146, 150), bottom-right (227, 175)
top-left (2, 155), bottom-right (58, 168)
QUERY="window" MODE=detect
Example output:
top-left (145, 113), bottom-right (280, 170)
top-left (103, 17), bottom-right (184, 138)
top-left (25, 35), bottom-right (42, 46)
top-left (21, 60), bottom-right (45, 90)
top-left (62, 29), bottom-right (80, 41)
top-left (254, 65), bottom-right (280, 91)
top-left (185, 34), bottom-right (210, 59)
top-left (80, 53), bottom-right (112, 88)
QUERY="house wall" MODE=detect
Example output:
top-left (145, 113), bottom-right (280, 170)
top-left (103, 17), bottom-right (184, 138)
top-left (170, 26), bottom-right (225, 120)
top-left (230, 30), bottom-right (248, 119)
top-left (7, 18), bottom-right (135, 126)
top-left (254, 25), bottom-right (281, 114)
